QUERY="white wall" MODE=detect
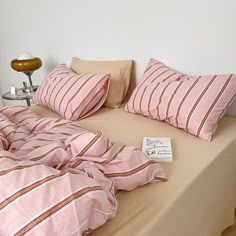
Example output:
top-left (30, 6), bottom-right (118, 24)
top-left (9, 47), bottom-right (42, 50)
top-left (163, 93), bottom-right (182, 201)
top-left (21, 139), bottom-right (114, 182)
top-left (1, 0), bottom-right (236, 109)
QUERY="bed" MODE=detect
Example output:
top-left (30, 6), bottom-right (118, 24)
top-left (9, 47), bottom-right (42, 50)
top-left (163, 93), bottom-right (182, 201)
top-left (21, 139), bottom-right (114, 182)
top-left (1, 56), bottom-right (236, 236)
top-left (31, 104), bottom-right (236, 236)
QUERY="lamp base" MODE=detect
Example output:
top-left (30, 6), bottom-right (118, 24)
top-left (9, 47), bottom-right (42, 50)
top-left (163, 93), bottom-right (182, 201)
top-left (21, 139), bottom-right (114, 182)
top-left (22, 85), bottom-right (38, 94)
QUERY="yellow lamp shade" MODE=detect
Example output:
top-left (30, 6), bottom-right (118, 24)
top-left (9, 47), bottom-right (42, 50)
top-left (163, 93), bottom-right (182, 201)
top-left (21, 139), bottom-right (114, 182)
top-left (11, 57), bottom-right (42, 72)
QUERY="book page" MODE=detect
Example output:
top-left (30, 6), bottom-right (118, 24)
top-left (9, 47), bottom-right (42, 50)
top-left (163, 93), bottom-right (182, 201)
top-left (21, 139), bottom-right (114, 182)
top-left (142, 137), bottom-right (173, 162)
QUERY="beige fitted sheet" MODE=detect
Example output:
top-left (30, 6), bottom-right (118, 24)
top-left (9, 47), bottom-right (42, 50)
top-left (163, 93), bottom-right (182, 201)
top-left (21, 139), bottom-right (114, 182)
top-left (31, 105), bottom-right (236, 236)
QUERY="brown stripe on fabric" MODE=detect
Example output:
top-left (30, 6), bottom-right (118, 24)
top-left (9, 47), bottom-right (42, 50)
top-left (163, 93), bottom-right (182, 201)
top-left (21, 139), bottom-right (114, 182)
top-left (217, 91), bottom-right (236, 121)
top-left (10, 138), bottom-right (26, 145)
top-left (6, 131), bottom-right (30, 139)
top-left (102, 145), bottom-right (126, 164)
top-left (197, 74), bottom-right (233, 137)
top-left (37, 79), bottom-right (49, 105)
top-left (0, 106), bottom-right (26, 117)
top-left (15, 186), bottom-right (102, 236)
top-left (21, 117), bottom-right (41, 129)
top-left (0, 137), bottom-right (8, 150)
top-left (165, 81), bottom-right (184, 122)
top-left (54, 118), bottom-right (63, 123)
top-left (74, 86), bottom-right (103, 119)
top-left (17, 116), bottom-right (36, 125)
top-left (55, 123), bottom-right (78, 130)
top-left (51, 71), bottom-right (69, 82)
top-left (144, 62), bottom-right (161, 73)
top-left (16, 138), bottom-right (64, 150)
top-left (3, 141), bottom-right (8, 150)
top-left (132, 66), bottom-right (166, 113)
top-left (147, 69), bottom-right (170, 85)
top-left (0, 163), bottom-right (43, 177)
top-left (175, 78), bottom-right (200, 128)
top-left (75, 131), bottom-right (103, 157)
top-left (105, 160), bottom-right (157, 178)
top-left (31, 119), bottom-right (52, 133)
top-left (65, 144), bottom-right (71, 150)
top-left (48, 66), bottom-right (68, 78)
top-left (51, 74), bottom-right (79, 111)
top-left (0, 169), bottom-right (78, 210)
top-left (37, 67), bottom-right (66, 104)
top-left (30, 145), bottom-right (63, 161)
top-left (45, 71), bottom-right (72, 108)
top-left (147, 72), bottom-right (177, 117)
top-left (43, 79), bottom-right (56, 106)
top-left (10, 108), bottom-right (29, 118)
top-left (1, 125), bottom-right (15, 132)
top-left (47, 68), bottom-right (67, 82)
top-left (70, 123), bottom-right (82, 129)
top-left (0, 106), bottom-right (11, 113)
top-left (63, 74), bottom-right (96, 118)
top-left (185, 75), bottom-right (216, 132)
top-left (71, 160), bottom-right (83, 169)
top-left (0, 133), bottom-right (6, 139)
top-left (156, 81), bottom-right (173, 120)
top-left (50, 123), bottom-right (71, 129)
top-left (79, 85), bottom-right (105, 118)
top-left (87, 172), bottom-right (93, 178)
top-left (108, 176), bottom-right (116, 206)
top-left (69, 75), bottom-right (108, 120)
top-left (139, 83), bottom-right (148, 115)
top-left (57, 158), bottom-right (70, 169)
top-left (49, 70), bottom-right (69, 80)
top-left (58, 74), bottom-right (88, 113)
top-left (11, 108), bottom-right (29, 116)
top-left (43, 131), bottom-right (72, 136)
top-left (70, 131), bottom-right (89, 142)
top-left (0, 105), bottom-right (25, 111)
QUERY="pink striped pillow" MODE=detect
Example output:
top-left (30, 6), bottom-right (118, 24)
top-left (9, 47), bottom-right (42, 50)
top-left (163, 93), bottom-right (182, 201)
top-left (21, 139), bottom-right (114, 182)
top-left (33, 64), bottom-right (110, 120)
top-left (125, 58), bottom-right (236, 141)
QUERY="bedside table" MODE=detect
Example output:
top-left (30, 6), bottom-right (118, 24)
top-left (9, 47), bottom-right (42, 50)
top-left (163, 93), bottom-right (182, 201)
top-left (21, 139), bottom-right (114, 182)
top-left (2, 86), bottom-right (39, 106)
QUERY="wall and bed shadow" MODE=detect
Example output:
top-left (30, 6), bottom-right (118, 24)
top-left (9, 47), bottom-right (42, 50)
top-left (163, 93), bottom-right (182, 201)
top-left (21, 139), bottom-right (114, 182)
top-left (0, 0), bottom-right (235, 112)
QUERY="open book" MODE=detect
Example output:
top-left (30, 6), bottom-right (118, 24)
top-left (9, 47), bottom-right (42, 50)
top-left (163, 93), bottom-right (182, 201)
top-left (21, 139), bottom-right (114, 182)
top-left (142, 137), bottom-right (173, 162)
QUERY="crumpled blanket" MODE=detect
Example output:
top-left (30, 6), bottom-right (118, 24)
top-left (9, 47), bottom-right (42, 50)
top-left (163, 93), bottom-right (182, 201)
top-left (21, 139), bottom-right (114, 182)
top-left (0, 106), bottom-right (166, 236)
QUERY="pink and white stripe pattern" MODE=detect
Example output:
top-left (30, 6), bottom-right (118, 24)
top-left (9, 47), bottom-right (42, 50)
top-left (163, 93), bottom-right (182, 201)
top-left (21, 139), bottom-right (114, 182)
top-left (33, 64), bottom-right (110, 121)
top-left (0, 106), bottom-right (166, 235)
top-left (125, 58), bottom-right (236, 141)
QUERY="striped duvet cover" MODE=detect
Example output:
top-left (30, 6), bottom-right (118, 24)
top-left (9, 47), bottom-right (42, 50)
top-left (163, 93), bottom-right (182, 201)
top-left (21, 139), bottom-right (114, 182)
top-left (0, 106), bottom-right (166, 236)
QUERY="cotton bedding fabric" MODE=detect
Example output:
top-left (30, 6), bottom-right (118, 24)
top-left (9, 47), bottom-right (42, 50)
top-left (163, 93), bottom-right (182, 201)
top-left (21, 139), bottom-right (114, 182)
top-left (0, 106), bottom-right (166, 236)
top-left (32, 105), bottom-right (236, 236)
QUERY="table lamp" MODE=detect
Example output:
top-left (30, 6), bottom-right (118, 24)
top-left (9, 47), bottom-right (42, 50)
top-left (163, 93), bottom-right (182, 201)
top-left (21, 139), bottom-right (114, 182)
top-left (11, 52), bottom-right (42, 92)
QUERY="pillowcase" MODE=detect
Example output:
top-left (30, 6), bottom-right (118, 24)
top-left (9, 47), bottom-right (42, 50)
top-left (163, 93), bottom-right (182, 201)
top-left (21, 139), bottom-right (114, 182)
top-left (125, 58), bottom-right (236, 141)
top-left (33, 64), bottom-right (110, 121)
top-left (70, 57), bottom-right (133, 108)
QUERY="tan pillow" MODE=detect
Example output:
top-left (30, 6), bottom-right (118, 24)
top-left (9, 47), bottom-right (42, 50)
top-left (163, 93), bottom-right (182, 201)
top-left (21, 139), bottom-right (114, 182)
top-left (71, 57), bottom-right (133, 108)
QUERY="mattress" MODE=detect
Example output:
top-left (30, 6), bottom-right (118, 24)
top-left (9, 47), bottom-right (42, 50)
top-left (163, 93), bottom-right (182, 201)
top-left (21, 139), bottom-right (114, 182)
top-left (31, 105), bottom-right (236, 236)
